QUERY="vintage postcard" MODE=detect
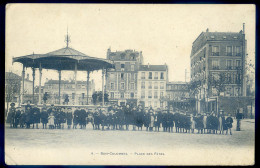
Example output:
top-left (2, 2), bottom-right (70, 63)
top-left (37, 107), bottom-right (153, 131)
top-left (5, 4), bottom-right (255, 165)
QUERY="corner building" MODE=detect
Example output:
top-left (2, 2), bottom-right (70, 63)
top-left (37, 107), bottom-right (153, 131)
top-left (190, 27), bottom-right (247, 114)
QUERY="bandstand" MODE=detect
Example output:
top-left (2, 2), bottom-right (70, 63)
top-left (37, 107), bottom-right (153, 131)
top-left (13, 33), bottom-right (114, 107)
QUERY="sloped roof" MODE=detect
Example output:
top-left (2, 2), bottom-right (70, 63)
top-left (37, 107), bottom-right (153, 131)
top-left (45, 79), bottom-right (90, 85)
top-left (139, 65), bottom-right (167, 71)
top-left (13, 47), bottom-right (114, 71)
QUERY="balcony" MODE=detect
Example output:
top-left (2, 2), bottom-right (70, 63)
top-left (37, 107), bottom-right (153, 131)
top-left (212, 66), bottom-right (220, 70)
top-left (211, 52), bottom-right (220, 56)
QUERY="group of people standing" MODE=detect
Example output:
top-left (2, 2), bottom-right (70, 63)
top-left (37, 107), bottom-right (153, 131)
top-left (6, 102), bottom-right (234, 135)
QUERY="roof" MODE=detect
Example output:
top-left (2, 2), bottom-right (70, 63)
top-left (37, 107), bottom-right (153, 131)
top-left (139, 65), bottom-right (167, 71)
top-left (167, 81), bottom-right (189, 85)
top-left (45, 79), bottom-right (91, 85)
top-left (5, 72), bottom-right (22, 80)
top-left (13, 47), bottom-right (114, 71)
top-left (191, 30), bottom-right (244, 55)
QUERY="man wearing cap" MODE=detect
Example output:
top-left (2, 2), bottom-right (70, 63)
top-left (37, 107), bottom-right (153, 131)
top-left (7, 103), bottom-right (16, 128)
top-left (14, 107), bottom-right (22, 128)
top-left (41, 105), bottom-right (49, 129)
top-left (32, 104), bottom-right (41, 129)
top-left (66, 108), bottom-right (73, 129)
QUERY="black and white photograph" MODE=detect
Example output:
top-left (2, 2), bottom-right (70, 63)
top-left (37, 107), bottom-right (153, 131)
top-left (5, 4), bottom-right (255, 165)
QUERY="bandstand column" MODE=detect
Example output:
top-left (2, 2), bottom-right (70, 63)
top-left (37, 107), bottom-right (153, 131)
top-left (32, 67), bottom-right (35, 104)
top-left (58, 70), bottom-right (61, 105)
top-left (74, 62), bottom-right (78, 105)
top-left (38, 63), bottom-right (42, 105)
top-left (86, 71), bottom-right (90, 105)
top-left (102, 68), bottom-right (105, 106)
top-left (21, 65), bottom-right (25, 104)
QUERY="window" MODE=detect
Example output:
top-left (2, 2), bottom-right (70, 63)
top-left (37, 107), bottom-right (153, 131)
top-left (148, 91), bottom-right (152, 98)
top-left (141, 72), bottom-right (145, 79)
top-left (148, 82), bottom-right (152, 89)
top-left (154, 82), bottom-right (158, 89)
top-left (121, 83), bottom-right (125, 90)
top-left (212, 59), bottom-right (220, 70)
top-left (160, 72), bottom-right (164, 79)
top-left (130, 83), bottom-right (135, 90)
top-left (148, 101), bottom-right (151, 107)
top-left (226, 73), bottom-right (232, 83)
top-left (160, 82), bottom-right (164, 89)
top-left (121, 64), bottom-right (125, 68)
top-left (226, 60), bottom-right (232, 70)
top-left (130, 53), bottom-right (135, 60)
top-left (121, 73), bottom-right (124, 80)
top-left (130, 92), bottom-right (134, 98)
top-left (121, 54), bottom-right (125, 60)
top-left (236, 60), bottom-right (241, 69)
top-left (141, 82), bottom-right (145, 89)
top-left (212, 73), bottom-right (220, 81)
top-left (149, 72), bottom-right (153, 79)
top-left (110, 83), bottom-right (114, 90)
top-left (120, 92), bottom-right (124, 98)
top-left (235, 46), bottom-right (241, 56)
top-left (82, 93), bottom-right (85, 99)
top-left (154, 72), bottom-right (158, 79)
top-left (226, 46), bottom-right (232, 56)
top-left (154, 91), bottom-right (158, 99)
top-left (225, 87), bottom-right (232, 96)
top-left (131, 65), bottom-right (135, 71)
top-left (154, 101), bottom-right (157, 107)
top-left (160, 91), bottom-right (164, 98)
top-left (72, 93), bottom-right (75, 99)
top-left (212, 46), bottom-right (220, 56)
top-left (234, 87), bottom-right (241, 96)
top-left (141, 91), bottom-right (145, 98)
top-left (130, 73), bottom-right (135, 80)
top-left (110, 92), bottom-right (114, 99)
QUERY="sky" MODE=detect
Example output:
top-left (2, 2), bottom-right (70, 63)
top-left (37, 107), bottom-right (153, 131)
top-left (5, 4), bottom-right (255, 91)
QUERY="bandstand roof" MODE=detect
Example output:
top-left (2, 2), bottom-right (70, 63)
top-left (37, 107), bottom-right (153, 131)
top-left (13, 47), bottom-right (114, 71)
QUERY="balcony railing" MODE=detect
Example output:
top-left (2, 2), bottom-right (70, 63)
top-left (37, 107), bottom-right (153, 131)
top-left (211, 52), bottom-right (220, 56)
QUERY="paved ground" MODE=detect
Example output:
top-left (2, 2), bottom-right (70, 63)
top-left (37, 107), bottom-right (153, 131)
top-left (5, 119), bottom-right (255, 165)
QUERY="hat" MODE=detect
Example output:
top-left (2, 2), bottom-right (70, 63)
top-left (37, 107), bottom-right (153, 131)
top-left (10, 102), bottom-right (15, 106)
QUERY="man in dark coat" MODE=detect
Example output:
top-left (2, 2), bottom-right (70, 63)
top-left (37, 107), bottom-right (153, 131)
top-left (41, 105), bottom-right (49, 129)
top-left (225, 114), bottom-right (233, 135)
top-left (14, 106), bottom-right (21, 128)
top-left (32, 104), bottom-right (41, 129)
top-left (154, 108), bottom-right (162, 132)
top-left (195, 114), bottom-right (204, 134)
top-left (136, 107), bottom-right (144, 131)
top-left (24, 102), bottom-right (32, 128)
top-left (124, 104), bottom-right (132, 131)
top-left (66, 108), bottom-right (73, 129)
top-left (73, 107), bottom-right (80, 129)
top-left (167, 108), bottom-right (174, 133)
top-left (7, 102), bottom-right (16, 128)
top-left (93, 108), bottom-right (100, 130)
top-left (19, 109), bottom-right (26, 128)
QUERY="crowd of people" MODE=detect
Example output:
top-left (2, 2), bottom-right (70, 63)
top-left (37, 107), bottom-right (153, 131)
top-left (6, 101), bottom-right (234, 135)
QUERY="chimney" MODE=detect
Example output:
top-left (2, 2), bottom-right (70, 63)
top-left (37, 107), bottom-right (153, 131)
top-left (206, 28), bottom-right (209, 32)
top-left (148, 63), bottom-right (150, 68)
top-left (243, 23), bottom-right (245, 34)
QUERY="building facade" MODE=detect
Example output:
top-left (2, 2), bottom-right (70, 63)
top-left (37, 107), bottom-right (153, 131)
top-left (166, 82), bottom-right (194, 112)
top-left (5, 72), bottom-right (33, 105)
top-left (43, 79), bottom-right (95, 105)
top-left (190, 27), bottom-right (247, 114)
top-left (106, 48), bottom-right (143, 106)
top-left (137, 64), bottom-right (168, 108)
